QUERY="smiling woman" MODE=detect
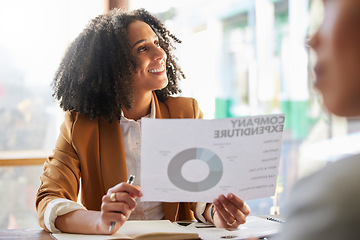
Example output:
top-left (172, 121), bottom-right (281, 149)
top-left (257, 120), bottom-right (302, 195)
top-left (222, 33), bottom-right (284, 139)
top-left (51, 9), bottom-right (184, 122)
top-left (36, 8), bottom-right (250, 235)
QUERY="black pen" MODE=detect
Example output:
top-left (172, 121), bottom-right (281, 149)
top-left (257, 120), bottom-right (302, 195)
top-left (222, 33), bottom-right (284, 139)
top-left (266, 216), bottom-right (285, 224)
top-left (109, 175), bottom-right (136, 233)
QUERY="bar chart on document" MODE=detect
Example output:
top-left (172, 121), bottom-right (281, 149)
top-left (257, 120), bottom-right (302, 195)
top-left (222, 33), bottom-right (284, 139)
top-left (141, 114), bottom-right (285, 203)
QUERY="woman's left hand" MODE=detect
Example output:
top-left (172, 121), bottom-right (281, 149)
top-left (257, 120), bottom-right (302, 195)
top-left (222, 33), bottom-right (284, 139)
top-left (212, 193), bottom-right (250, 229)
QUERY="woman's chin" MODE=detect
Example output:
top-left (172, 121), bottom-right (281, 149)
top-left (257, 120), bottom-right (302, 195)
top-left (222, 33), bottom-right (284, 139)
top-left (323, 97), bottom-right (359, 117)
top-left (158, 79), bottom-right (169, 90)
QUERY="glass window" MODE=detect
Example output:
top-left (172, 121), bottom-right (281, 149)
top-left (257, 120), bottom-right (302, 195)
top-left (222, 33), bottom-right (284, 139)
top-left (0, 0), bottom-right (104, 228)
top-left (0, 166), bottom-right (43, 229)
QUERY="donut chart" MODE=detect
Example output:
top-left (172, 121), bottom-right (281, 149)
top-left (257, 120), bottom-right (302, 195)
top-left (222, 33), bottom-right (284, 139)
top-left (167, 148), bottom-right (223, 192)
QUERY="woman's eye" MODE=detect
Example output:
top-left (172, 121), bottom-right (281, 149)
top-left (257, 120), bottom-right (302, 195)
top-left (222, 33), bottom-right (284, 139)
top-left (155, 41), bottom-right (160, 47)
top-left (138, 46), bottom-right (147, 52)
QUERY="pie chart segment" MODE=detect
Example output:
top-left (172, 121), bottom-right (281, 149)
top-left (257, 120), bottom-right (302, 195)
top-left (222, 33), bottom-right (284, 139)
top-left (167, 148), bottom-right (223, 192)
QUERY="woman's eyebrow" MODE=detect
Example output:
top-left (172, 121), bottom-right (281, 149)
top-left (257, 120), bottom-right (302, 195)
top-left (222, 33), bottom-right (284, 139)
top-left (132, 39), bottom-right (147, 48)
top-left (132, 35), bottom-right (158, 48)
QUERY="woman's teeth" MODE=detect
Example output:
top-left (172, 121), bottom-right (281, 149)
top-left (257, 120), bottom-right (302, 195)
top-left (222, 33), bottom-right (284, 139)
top-left (149, 66), bottom-right (165, 73)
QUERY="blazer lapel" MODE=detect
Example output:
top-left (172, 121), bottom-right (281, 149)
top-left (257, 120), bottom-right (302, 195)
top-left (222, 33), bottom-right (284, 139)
top-left (99, 118), bottom-right (128, 192)
top-left (153, 92), bottom-right (170, 119)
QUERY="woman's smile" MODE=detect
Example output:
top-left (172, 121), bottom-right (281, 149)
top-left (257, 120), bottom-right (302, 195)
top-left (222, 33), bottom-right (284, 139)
top-left (148, 64), bottom-right (166, 74)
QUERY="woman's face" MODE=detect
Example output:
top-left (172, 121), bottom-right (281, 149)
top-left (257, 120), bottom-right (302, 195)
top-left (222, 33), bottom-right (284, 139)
top-left (127, 20), bottom-right (168, 95)
top-left (309, 0), bottom-right (360, 117)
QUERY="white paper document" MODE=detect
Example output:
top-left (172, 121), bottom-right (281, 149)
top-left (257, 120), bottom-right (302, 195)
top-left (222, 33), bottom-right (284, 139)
top-left (188, 216), bottom-right (282, 239)
top-left (141, 114), bottom-right (285, 202)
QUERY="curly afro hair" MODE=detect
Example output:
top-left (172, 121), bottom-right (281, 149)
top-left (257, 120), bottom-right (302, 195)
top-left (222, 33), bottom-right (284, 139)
top-left (52, 8), bottom-right (184, 122)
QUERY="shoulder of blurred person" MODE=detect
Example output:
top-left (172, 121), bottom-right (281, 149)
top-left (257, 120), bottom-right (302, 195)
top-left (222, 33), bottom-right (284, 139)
top-left (276, 153), bottom-right (360, 240)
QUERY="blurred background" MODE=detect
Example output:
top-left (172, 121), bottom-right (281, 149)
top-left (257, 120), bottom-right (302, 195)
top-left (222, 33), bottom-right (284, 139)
top-left (1, 0), bottom-right (360, 229)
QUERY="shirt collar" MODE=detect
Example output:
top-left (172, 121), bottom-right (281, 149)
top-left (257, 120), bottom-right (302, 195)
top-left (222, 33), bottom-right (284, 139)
top-left (120, 94), bottom-right (156, 122)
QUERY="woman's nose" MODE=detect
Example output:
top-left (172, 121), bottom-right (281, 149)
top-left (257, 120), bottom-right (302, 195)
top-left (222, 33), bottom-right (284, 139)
top-left (306, 31), bottom-right (320, 50)
top-left (153, 46), bottom-right (166, 61)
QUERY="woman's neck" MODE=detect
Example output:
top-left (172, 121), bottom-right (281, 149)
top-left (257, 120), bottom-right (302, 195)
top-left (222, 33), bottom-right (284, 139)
top-left (122, 91), bottom-right (152, 121)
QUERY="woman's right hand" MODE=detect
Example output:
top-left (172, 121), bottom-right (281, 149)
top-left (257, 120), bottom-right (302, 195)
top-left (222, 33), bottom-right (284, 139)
top-left (98, 182), bottom-right (143, 234)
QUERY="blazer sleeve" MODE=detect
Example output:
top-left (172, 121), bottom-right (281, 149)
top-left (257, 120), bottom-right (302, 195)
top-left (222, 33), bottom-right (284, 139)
top-left (36, 112), bottom-right (81, 231)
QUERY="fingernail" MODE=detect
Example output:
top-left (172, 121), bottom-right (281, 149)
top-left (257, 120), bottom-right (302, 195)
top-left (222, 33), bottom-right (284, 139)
top-left (228, 193), bottom-right (234, 199)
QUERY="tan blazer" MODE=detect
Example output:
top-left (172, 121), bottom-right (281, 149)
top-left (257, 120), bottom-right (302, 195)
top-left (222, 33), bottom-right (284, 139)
top-left (36, 94), bottom-right (203, 231)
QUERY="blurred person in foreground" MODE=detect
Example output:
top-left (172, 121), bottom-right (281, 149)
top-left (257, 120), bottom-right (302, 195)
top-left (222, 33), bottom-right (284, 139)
top-left (267, 0), bottom-right (360, 239)
top-left (35, 8), bottom-right (250, 235)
